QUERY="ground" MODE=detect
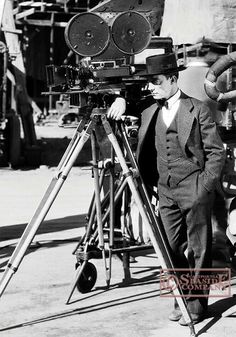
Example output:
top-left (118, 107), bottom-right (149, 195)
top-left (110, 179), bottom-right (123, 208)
top-left (0, 127), bottom-right (236, 336)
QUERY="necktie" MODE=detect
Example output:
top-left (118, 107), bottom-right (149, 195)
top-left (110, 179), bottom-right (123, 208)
top-left (157, 99), bottom-right (168, 109)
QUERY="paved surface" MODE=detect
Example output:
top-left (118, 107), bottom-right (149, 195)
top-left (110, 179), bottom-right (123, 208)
top-left (0, 166), bottom-right (236, 337)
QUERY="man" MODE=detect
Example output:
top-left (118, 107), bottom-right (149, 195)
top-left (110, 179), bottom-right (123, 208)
top-left (107, 53), bottom-right (226, 325)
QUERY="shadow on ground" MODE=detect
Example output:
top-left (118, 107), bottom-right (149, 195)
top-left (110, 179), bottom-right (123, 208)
top-left (0, 286), bottom-right (161, 333)
top-left (0, 214), bottom-right (87, 242)
top-left (0, 214), bottom-right (87, 270)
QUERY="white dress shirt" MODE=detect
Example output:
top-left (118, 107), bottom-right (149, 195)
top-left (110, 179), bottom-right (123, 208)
top-left (162, 89), bottom-right (181, 127)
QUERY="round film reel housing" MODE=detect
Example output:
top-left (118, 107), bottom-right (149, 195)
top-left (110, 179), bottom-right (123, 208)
top-left (64, 12), bottom-right (110, 57)
top-left (111, 11), bottom-right (152, 54)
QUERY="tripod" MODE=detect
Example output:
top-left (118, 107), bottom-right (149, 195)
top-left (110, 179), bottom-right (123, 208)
top-left (68, 115), bottom-right (150, 298)
top-left (0, 107), bottom-right (196, 336)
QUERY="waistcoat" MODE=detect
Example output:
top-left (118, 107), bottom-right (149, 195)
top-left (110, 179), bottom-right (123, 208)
top-left (155, 109), bottom-right (200, 186)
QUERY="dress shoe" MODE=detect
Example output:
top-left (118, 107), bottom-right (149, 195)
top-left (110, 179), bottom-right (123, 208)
top-left (178, 312), bottom-right (205, 326)
top-left (168, 309), bottom-right (182, 321)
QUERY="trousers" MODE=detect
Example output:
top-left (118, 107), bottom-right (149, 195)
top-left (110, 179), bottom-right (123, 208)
top-left (158, 170), bottom-right (214, 314)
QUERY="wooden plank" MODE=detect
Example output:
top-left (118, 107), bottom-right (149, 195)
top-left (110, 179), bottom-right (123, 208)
top-left (12, 7), bottom-right (19, 15)
top-left (89, 0), bottom-right (163, 13)
top-left (2, 0), bottom-right (21, 56)
top-left (18, 1), bottom-right (34, 6)
top-left (2, 28), bottom-right (22, 34)
top-left (0, 0), bottom-right (6, 26)
top-left (18, 19), bottom-right (67, 27)
top-left (15, 8), bottom-right (35, 20)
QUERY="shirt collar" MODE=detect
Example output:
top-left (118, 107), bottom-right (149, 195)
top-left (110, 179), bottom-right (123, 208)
top-left (166, 89), bottom-right (181, 109)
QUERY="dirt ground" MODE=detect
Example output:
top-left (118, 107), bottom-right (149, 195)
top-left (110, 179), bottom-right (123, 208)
top-left (0, 157), bottom-right (236, 336)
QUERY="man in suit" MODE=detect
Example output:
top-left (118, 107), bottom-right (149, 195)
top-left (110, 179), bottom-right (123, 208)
top-left (107, 53), bottom-right (226, 325)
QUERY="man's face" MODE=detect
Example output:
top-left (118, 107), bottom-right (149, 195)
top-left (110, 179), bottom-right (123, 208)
top-left (147, 74), bottom-right (173, 100)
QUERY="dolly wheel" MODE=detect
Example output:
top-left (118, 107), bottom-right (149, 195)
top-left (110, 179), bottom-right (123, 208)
top-left (76, 262), bottom-right (97, 293)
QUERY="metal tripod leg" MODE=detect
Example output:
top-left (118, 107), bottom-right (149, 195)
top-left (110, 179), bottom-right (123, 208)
top-left (101, 116), bottom-right (196, 337)
top-left (85, 176), bottom-right (127, 250)
top-left (66, 144), bottom-right (122, 304)
top-left (108, 146), bottom-right (115, 285)
top-left (66, 256), bottom-right (90, 305)
top-left (90, 131), bottom-right (110, 286)
top-left (66, 148), bottom-right (129, 303)
top-left (72, 167), bottom-right (106, 255)
top-left (0, 117), bottom-right (96, 299)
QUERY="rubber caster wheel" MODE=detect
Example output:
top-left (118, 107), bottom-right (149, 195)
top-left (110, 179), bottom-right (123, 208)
top-left (76, 262), bottom-right (97, 293)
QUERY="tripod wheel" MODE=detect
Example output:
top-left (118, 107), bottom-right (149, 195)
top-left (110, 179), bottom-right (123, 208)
top-left (76, 262), bottom-right (97, 293)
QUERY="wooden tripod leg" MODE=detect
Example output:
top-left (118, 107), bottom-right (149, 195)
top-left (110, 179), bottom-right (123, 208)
top-left (0, 119), bottom-right (95, 299)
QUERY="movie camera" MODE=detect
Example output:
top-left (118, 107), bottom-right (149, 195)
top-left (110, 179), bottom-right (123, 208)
top-left (45, 7), bottom-right (173, 100)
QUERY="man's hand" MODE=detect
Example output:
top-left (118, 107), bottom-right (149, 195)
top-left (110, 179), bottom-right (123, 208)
top-left (107, 97), bottom-right (126, 120)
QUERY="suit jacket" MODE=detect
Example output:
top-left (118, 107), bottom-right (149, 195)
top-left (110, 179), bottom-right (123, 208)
top-left (136, 91), bottom-right (226, 194)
